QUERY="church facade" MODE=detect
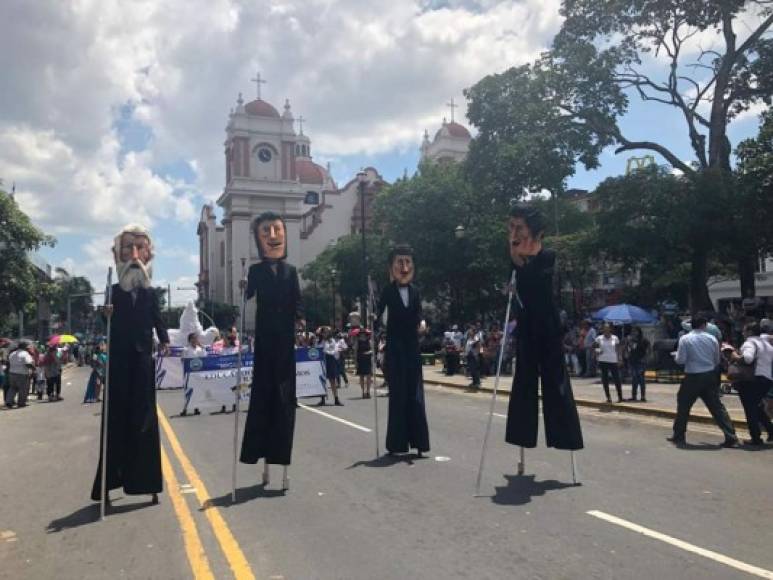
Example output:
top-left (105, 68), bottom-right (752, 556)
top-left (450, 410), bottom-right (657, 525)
top-left (197, 85), bottom-right (472, 330)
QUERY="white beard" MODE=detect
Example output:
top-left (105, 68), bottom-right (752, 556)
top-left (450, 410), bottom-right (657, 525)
top-left (117, 260), bottom-right (152, 292)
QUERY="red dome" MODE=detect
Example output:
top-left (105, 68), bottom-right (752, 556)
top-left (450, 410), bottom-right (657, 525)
top-left (436, 121), bottom-right (471, 140)
top-left (295, 158), bottom-right (325, 185)
top-left (244, 99), bottom-right (280, 118)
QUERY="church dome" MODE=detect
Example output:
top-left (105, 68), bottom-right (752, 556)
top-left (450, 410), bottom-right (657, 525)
top-left (296, 158), bottom-right (326, 185)
top-left (435, 121), bottom-right (471, 140)
top-left (244, 99), bottom-right (280, 118)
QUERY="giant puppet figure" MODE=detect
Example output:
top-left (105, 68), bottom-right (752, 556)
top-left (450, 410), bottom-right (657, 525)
top-left (505, 203), bottom-right (584, 453)
top-left (240, 212), bottom-right (304, 485)
top-left (91, 224), bottom-right (169, 506)
top-left (375, 245), bottom-right (430, 457)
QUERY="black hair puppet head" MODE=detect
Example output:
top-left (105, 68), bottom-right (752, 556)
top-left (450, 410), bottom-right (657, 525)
top-left (387, 244), bottom-right (416, 286)
top-left (252, 211), bottom-right (287, 261)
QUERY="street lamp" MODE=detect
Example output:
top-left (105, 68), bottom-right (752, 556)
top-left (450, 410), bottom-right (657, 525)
top-left (453, 225), bottom-right (467, 322)
top-left (357, 170), bottom-right (368, 324)
top-left (330, 267), bottom-right (338, 328)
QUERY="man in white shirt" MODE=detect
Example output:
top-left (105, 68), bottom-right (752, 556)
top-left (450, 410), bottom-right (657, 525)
top-left (669, 316), bottom-right (738, 447)
top-left (5, 342), bottom-right (35, 408)
top-left (583, 323), bottom-right (598, 377)
top-left (595, 324), bottom-right (623, 403)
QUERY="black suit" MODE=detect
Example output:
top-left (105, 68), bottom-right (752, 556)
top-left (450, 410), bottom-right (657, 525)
top-left (505, 250), bottom-right (584, 451)
top-left (91, 285), bottom-right (169, 500)
top-left (376, 283), bottom-right (430, 453)
top-left (240, 261), bottom-right (303, 465)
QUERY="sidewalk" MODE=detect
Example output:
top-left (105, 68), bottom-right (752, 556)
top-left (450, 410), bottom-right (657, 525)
top-left (412, 363), bottom-right (748, 429)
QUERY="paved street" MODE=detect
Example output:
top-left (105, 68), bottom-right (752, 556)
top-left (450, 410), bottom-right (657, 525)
top-left (1, 364), bottom-right (771, 580)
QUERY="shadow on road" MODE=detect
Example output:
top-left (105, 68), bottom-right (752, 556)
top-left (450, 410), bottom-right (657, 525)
top-left (346, 453), bottom-right (426, 469)
top-left (490, 474), bottom-right (579, 506)
top-left (47, 499), bottom-right (155, 532)
top-left (202, 484), bottom-right (285, 509)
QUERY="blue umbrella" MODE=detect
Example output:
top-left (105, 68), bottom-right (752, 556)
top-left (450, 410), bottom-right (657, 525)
top-left (592, 304), bottom-right (657, 324)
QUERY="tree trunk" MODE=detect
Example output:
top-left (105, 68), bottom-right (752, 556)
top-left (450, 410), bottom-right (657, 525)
top-left (689, 249), bottom-right (714, 314)
top-left (738, 255), bottom-right (757, 299)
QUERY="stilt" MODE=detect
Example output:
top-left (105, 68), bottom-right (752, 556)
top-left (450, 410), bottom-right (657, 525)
top-left (570, 451), bottom-right (579, 485)
top-left (281, 466), bottom-right (289, 491)
top-left (517, 446), bottom-right (525, 475)
top-left (262, 461), bottom-right (270, 486)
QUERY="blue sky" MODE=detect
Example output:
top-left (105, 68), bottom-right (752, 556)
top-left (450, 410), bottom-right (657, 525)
top-left (0, 0), bottom-right (766, 307)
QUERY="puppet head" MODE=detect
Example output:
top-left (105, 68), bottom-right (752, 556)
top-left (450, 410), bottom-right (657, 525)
top-left (508, 202), bottom-right (545, 265)
top-left (113, 224), bottom-right (154, 292)
top-left (388, 244), bottom-right (415, 286)
top-left (252, 211), bottom-right (287, 261)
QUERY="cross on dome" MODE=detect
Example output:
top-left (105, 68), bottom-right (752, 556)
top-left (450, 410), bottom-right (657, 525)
top-left (250, 71), bottom-right (267, 100)
top-left (297, 115), bottom-right (306, 135)
top-left (446, 98), bottom-right (458, 122)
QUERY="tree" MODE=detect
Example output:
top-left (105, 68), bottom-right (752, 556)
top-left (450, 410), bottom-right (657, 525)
top-left (729, 108), bottom-right (773, 296)
top-left (466, 0), bottom-right (773, 311)
top-left (372, 162), bottom-right (511, 325)
top-left (50, 268), bottom-right (95, 334)
top-left (300, 233), bottom-right (390, 326)
top-left (0, 190), bottom-right (55, 325)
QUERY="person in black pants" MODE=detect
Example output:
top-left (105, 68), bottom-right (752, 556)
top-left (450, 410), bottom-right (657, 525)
top-left (727, 322), bottom-right (773, 445)
top-left (595, 324), bottom-right (623, 403)
top-left (504, 203), bottom-right (583, 452)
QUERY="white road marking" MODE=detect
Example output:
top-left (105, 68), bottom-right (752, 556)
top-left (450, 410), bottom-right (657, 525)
top-left (298, 404), bottom-right (371, 433)
top-left (493, 413), bottom-right (507, 419)
top-left (434, 456), bottom-right (451, 462)
top-left (587, 510), bottom-right (773, 579)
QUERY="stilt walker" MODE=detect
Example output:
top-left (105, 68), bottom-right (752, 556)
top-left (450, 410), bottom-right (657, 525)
top-left (375, 245), bottom-right (430, 457)
top-left (91, 224), bottom-right (169, 509)
top-left (475, 270), bottom-right (515, 496)
top-left (231, 258), bottom-right (248, 502)
top-left (100, 268), bottom-right (113, 520)
top-left (503, 203), bottom-right (583, 484)
top-left (239, 212), bottom-right (303, 492)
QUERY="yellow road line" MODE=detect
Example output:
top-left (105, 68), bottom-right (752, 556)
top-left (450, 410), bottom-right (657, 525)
top-left (158, 406), bottom-right (256, 580)
top-left (160, 445), bottom-right (215, 580)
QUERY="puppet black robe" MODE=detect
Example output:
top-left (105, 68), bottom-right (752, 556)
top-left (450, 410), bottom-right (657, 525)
top-left (505, 249), bottom-right (583, 450)
top-left (91, 285), bottom-right (168, 500)
top-left (240, 260), bottom-right (303, 466)
top-left (376, 282), bottom-right (430, 453)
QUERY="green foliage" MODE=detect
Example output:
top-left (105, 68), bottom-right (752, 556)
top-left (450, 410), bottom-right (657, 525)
top-left (0, 191), bottom-right (55, 321)
top-left (49, 269), bottom-right (95, 334)
top-left (735, 108), bottom-right (773, 254)
top-left (300, 233), bottom-right (390, 319)
top-left (372, 162), bottom-right (510, 323)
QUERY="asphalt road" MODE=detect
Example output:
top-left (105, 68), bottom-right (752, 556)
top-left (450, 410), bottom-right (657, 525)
top-left (1, 365), bottom-right (771, 580)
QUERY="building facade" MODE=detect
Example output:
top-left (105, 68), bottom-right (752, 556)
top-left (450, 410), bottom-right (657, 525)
top-left (197, 91), bottom-right (386, 330)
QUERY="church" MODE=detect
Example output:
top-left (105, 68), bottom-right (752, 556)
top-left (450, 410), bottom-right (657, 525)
top-left (197, 79), bottom-right (472, 330)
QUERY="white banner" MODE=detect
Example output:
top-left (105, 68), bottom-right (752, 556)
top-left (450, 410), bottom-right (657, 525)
top-left (181, 347), bottom-right (327, 411)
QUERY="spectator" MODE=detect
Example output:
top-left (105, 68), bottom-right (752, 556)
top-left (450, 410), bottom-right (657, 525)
top-left (34, 351), bottom-right (47, 400)
top-left (582, 321), bottom-right (597, 377)
top-left (320, 327), bottom-right (342, 406)
top-left (484, 323), bottom-right (503, 375)
top-left (577, 321), bottom-right (588, 377)
top-left (625, 326), bottom-right (650, 402)
top-left (726, 322), bottom-right (773, 445)
top-left (43, 345), bottom-right (63, 401)
top-left (464, 326), bottom-right (482, 390)
top-left (181, 332), bottom-right (206, 416)
top-left (595, 323), bottom-right (623, 403)
top-left (442, 326), bottom-right (461, 376)
top-left (5, 341), bottom-right (35, 408)
top-left (336, 332), bottom-right (350, 388)
top-left (83, 344), bottom-right (106, 404)
top-left (668, 316), bottom-right (738, 447)
top-left (563, 324), bottom-right (581, 376)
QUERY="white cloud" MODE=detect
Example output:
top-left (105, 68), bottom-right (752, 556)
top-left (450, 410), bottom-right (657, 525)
top-left (0, 0), bottom-right (564, 289)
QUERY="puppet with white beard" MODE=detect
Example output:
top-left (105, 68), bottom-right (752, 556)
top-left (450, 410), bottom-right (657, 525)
top-left (91, 224), bottom-right (169, 508)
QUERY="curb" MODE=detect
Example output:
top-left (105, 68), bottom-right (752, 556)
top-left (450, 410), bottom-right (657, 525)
top-left (418, 376), bottom-right (749, 431)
